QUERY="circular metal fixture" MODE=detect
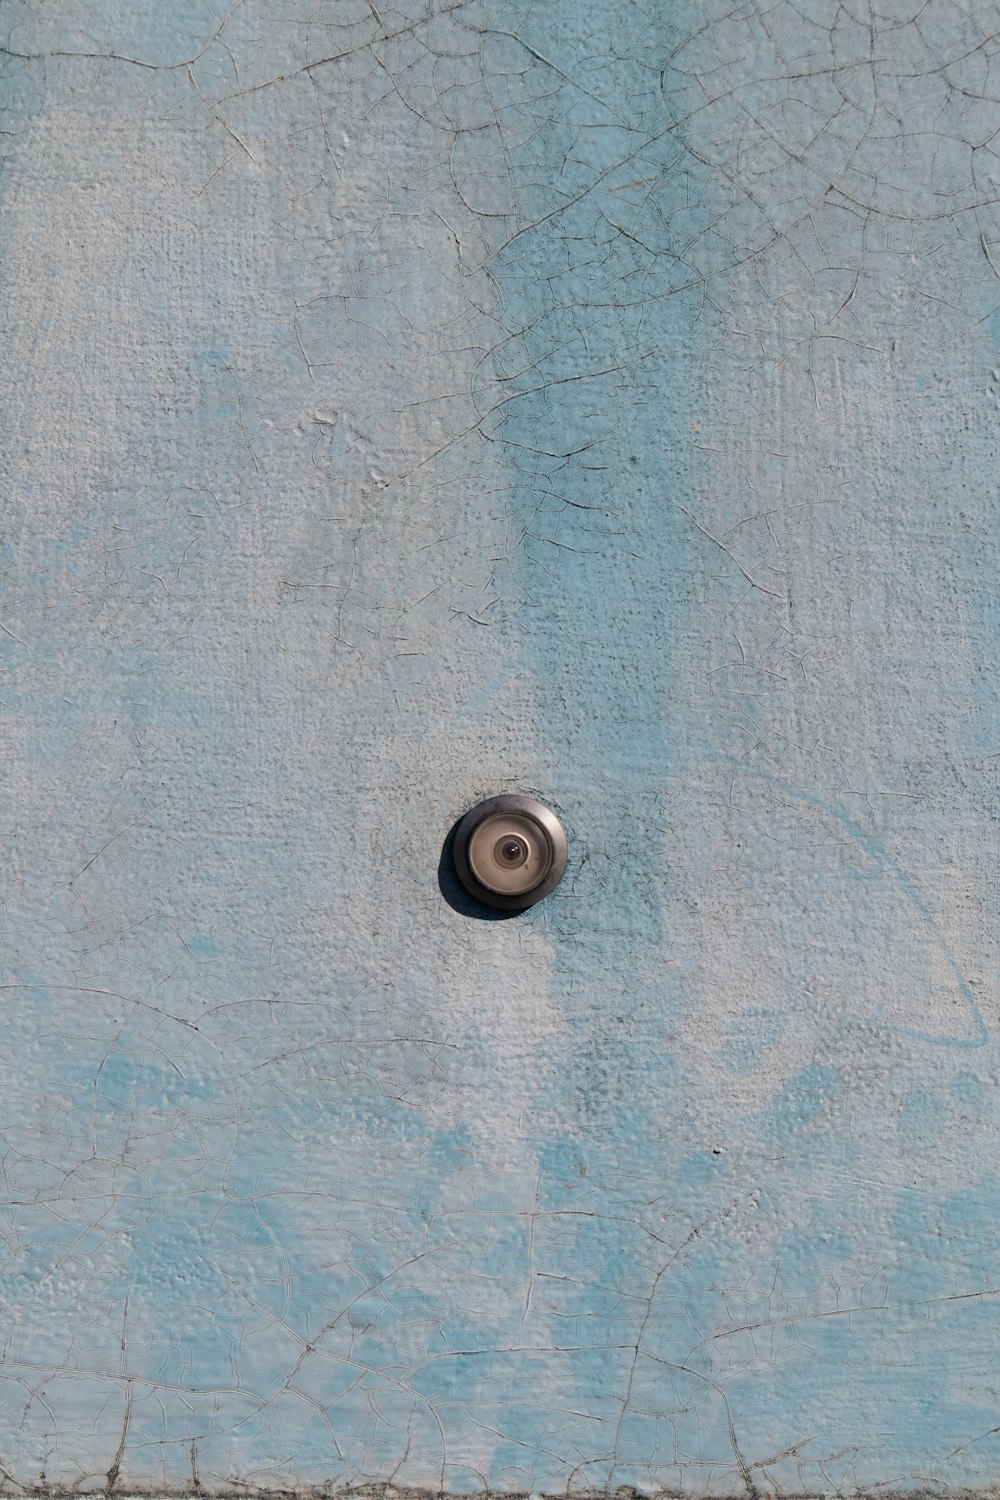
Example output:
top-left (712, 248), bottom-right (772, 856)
top-left (453, 795), bottom-right (568, 911)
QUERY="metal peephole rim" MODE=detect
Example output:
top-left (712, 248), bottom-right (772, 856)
top-left (452, 795), bottom-right (568, 911)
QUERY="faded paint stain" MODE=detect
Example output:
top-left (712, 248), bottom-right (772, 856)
top-left (2, 0), bottom-right (1000, 1492)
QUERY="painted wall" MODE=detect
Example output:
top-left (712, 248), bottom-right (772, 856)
top-left (3, 0), bottom-right (1000, 1491)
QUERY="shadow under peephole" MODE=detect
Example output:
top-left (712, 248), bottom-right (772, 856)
top-left (438, 816), bottom-right (519, 921)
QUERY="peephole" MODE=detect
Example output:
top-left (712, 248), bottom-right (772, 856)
top-left (453, 795), bottom-right (568, 911)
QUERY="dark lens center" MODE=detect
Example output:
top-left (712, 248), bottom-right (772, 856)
top-left (497, 836), bottom-right (527, 866)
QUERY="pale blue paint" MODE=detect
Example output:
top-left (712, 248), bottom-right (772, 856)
top-left (3, 0), bottom-right (1000, 1492)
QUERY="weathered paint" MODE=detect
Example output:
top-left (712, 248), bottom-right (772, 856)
top-left (3, 0), bottom-right (1000, 1491)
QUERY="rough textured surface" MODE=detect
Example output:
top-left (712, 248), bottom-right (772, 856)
top-left (3, 0), bottom-right (1000, 1491)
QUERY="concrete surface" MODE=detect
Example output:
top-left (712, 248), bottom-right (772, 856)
top-left (3, 0), bottom-right (1000, 1491)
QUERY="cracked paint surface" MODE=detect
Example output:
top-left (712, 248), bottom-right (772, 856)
top-left (3, 0), bottom-right (1000, 1490)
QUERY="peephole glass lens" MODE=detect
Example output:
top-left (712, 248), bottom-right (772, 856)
top-left (496, 836), bottom-right (528, 867)
top-left (468, 812), bottom-right (552, 895)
